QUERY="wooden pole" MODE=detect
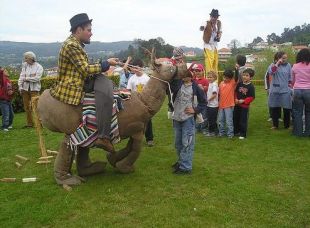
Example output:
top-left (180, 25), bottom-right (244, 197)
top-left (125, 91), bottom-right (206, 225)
top-left (31, 96), bottom-right (51, 164)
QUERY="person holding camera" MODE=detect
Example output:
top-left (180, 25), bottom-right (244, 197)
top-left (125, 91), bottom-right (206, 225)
top-left (200, 9), bottom-right (222, 74)
top-left (267, 51), bottom-right (292, 130)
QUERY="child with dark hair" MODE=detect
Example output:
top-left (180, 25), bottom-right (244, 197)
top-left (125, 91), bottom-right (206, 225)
top-left (233, 68), bottom-right (255, 139)
top-left (127, 59), bottom-right (154, 146)
top-left (218, 69), bottom-right (238, 138)
top-left (235, 54), bottom-right (247, 82)
top-left (0, 69), bottom-right (14, 131)
top-left (118, 56), bottom-right (133, 89)
top-left (291, 48), bottom-right (310, 136)
top-left (268, 51), bottom-right (292, 129)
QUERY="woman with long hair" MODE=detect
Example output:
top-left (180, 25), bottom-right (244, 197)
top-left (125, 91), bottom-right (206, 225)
top-left (291, 48), bottom-right (310, 136)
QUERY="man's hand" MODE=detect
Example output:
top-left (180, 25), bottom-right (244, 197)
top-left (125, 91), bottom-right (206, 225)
top-left (185, 107), bottom-right (195, 114)
top-left (107, 58), bottom-right (119, 66)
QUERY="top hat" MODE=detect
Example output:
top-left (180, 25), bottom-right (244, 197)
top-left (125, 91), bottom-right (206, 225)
top-left (210, 9), bottom-right (220, 17)
top-left (70, 13), bottom-right (92, 32)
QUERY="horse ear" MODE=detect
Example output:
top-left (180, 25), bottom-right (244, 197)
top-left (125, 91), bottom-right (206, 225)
top-left (151, 48), bottom-right (161, 68)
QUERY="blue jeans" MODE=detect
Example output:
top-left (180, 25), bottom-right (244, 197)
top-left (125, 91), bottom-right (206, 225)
top-left (0, 100), bottom-right (14, 129)
top-left (173, 117), bottom-right (195, 171)
top-left (218, 107), bottom-right (234, 137)
top-left (292, 89), bottom-right (310, 136)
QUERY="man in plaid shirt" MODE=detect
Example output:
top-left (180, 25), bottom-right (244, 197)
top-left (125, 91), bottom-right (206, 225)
top-left (50, 13), bottom-right (118, 152)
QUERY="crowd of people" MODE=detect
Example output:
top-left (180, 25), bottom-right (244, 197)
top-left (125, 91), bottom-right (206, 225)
top-left (0, 11), bottom-right (309, 178)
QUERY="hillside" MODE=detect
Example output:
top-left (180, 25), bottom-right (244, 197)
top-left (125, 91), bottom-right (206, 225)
top-left (0, 40), bottom-right (133, 67)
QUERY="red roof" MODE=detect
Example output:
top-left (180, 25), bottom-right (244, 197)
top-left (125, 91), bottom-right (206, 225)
top-left (218, 48), bottom-right (231, 52)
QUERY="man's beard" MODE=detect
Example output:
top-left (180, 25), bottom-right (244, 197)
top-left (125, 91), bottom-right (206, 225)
top-left (83, 40), bottom-right (90, 44)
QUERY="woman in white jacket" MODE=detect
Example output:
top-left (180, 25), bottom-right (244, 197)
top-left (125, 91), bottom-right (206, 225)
top-left (18, 51), bottom-right (43, 128)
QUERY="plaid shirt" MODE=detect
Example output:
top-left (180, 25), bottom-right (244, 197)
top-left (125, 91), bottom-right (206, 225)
top-left (50, 35), bottom-right (101, 105)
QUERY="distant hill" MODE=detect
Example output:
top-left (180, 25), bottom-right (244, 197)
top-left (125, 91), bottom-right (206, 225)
top-left (0, 40), bottom-right (133, 67)
top-left (0, 40), bottom-right (203, 68)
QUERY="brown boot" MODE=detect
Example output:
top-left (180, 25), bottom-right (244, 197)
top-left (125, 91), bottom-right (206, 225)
top-left (54, 135), bottom-right (82, 186)
top-left (94, 138), bottom-right (115, 153)
top-left (76, 146), bottom-right (107, 176)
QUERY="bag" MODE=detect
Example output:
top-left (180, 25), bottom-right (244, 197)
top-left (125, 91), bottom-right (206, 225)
top-left (83, 75), bottom-right (97, 93)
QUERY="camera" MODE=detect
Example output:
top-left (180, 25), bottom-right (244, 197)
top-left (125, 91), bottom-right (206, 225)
top-left (214, 37), bottom-right (220, 42)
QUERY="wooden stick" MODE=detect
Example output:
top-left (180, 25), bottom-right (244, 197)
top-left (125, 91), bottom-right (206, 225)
top-left (15, 162), bottom-right (22, 168)
top-left (0, 178), bottom-right (16, 182)
top-left (15, 155), bottom-right (29, 161)
top-left (47, 150), bottom-right (58, 155)
top-left (39, 156), bottom-right (54, 160)
top-left (63, 184), bottom-right (72, 191)
top-left (36, 160), bottom-right (51, 164)
top-left (31, 96), bottom-right (48, 158)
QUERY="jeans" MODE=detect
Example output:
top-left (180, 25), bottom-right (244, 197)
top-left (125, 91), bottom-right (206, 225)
top-left (218, 107), bottom-right (234, 137)
top-left (292, 89), bottom-right (310, 136)
top-left (173, 117), bottom-right (195, 171)
top-left (0, 100), bottom-right (14, 129)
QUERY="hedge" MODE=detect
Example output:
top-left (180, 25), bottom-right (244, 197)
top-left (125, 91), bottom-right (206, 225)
top-left (8, 73), bottom-right (264, 113)
top-left (9, 75), bottom-right (120, 113)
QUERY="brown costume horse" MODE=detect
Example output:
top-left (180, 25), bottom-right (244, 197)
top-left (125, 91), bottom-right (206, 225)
top-left (37, 50), bottom-right (189, 185)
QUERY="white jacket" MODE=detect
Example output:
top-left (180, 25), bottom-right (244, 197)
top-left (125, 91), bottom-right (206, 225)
top-left (18, 62), bottom-right (43, 92)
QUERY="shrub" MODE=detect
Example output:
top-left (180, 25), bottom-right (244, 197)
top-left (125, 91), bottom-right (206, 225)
top-left (10, 75), bottom-right (120, 113)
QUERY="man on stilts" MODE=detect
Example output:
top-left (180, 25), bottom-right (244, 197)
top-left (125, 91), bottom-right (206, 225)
top-left (200, 9), bottom-right (222, 74)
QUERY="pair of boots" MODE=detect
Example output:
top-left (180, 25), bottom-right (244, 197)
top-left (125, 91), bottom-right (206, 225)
top-left (54, 136), bottom-right (106, 186)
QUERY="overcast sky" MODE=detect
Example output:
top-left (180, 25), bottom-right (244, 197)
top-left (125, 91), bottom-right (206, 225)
top-left (1, 0), bottom-right (309, 49)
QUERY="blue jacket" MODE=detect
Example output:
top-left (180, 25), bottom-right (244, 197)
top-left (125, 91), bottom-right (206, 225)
top-left (170, 79), bottom-right (207, 114)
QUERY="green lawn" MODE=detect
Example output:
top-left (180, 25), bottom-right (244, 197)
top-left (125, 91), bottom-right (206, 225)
top-left (0, 86), bottom-right (309, 227)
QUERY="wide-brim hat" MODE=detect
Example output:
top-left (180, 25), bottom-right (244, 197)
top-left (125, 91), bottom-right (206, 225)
top-left (210, 9), bottom-right (220, 17)
top-left (70, 13), bottom-right (92, 32)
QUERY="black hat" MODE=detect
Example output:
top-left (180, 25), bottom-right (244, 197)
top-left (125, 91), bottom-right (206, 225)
top-left (70, 13), bottom-right (92, 32)
top-left (210, 9), bottom-right (220, 17)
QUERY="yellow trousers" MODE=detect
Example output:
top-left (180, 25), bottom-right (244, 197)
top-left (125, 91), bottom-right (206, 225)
top-left (204, 48), bottom-right (218, 74)
top-left (21, 90), bottom-right (40, 127)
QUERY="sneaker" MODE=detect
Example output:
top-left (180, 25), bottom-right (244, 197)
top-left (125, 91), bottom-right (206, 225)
top-left (267, 118), bottom-right (272, 122)
top-left (173, 167), bottom-right (191, 175)
top-left (205, 132), bottom-right (216, 137)
top-left (171, 162), bottom-right (179, 170)
top-left (278, 118), bottom-right (283, 122)
top-left (8, 125), bottom-right (13, 129)
top-left (228, 136), bottom-right (234, 139)
top-left (271, 126), bottom-right (278, 130)
top-left (3, 128), bottom-right (9, 132)
top-left (239, 136), bottom-right (245, 140)
top-left (147, 141), bottom-right (154, 147)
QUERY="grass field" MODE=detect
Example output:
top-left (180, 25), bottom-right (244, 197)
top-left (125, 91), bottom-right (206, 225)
top-left (0, 86), bottom-right (309, 227)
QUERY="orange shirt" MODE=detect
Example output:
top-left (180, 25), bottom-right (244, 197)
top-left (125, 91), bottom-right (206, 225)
top-left (219, 79), bottom-right (237, 109)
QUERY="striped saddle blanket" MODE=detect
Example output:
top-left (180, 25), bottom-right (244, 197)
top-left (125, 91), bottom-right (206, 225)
top-left (70, 90), bottom-right (131, 147)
